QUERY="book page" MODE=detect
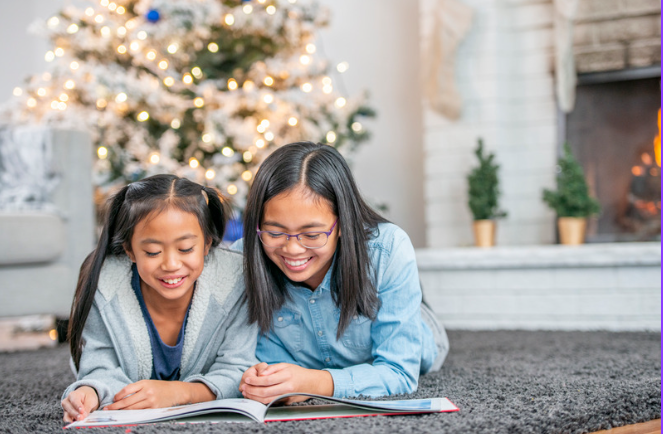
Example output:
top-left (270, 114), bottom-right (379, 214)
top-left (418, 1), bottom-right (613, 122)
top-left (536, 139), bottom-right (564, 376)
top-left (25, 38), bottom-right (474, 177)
top-left (65, 398), bottom-right (269, 428)
top-left (266, 393), bottom-right (457, 413)
top-left (263, 398), bottom-right (458, 422)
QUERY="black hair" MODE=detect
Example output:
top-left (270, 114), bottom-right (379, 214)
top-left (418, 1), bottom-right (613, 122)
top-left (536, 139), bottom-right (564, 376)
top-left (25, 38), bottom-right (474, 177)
top-left (68, 174), bottom-right (230, 369)
top-left (243, 142), bottom-right (388, 339)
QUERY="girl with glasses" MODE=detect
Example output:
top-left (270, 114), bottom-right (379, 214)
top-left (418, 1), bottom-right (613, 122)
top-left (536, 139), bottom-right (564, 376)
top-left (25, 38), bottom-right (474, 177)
top-left (235, 142), bottom-right (448, 404)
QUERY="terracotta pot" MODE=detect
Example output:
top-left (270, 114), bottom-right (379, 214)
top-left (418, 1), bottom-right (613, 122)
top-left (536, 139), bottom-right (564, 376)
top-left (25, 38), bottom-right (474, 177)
top-left (473, 219), bottom-right (495, 248)
top-left (557, 217), bottom-right (587, 245)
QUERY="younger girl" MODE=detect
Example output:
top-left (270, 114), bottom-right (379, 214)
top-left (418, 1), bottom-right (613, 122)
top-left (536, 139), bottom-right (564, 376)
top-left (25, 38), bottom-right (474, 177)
top-left (237, 142), bottom-right (448, 403)
top-left (61, 174), bottom-right (257, 422)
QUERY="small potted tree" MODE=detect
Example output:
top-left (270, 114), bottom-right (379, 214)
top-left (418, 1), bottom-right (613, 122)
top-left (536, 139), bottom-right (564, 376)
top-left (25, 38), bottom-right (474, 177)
top-left (542, 143), bottom-right (600, 245)
top-left (467, 138), bottom-right (507, 247)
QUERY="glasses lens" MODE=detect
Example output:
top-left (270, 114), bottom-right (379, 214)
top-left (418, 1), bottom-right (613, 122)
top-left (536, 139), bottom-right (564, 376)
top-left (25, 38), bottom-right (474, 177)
top-left (258, 231), bottom-right (286, 247)
top-left (298, 232), bottom-right (329, 249)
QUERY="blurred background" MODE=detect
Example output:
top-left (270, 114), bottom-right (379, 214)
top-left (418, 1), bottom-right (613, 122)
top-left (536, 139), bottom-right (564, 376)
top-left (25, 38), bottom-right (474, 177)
top-left (0, 0), bottom-right (659, 349)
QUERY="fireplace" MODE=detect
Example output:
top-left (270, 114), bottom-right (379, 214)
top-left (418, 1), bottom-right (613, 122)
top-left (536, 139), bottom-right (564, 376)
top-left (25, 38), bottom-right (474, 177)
top-left (565, 69), bottom-right (660, 242)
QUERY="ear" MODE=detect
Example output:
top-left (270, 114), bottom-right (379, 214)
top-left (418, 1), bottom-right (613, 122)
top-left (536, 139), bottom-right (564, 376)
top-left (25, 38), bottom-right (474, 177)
top-left (204, 238), bottom-right (212, 256)
top-left (124, 244), bottom-right (136, 263)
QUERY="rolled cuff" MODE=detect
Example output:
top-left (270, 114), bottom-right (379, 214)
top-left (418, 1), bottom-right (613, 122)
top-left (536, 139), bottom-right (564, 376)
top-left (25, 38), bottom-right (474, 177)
top-left (323, 368), bottom-right (355, 398)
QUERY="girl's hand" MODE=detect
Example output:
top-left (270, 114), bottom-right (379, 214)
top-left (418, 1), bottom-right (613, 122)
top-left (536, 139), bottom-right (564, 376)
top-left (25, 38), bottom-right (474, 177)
top-left (62, 386), bottom-right (99, 423)
top-left (105, 380), bottom-right (213, 410)
top-left (239, 363), bottom-right (334, 404)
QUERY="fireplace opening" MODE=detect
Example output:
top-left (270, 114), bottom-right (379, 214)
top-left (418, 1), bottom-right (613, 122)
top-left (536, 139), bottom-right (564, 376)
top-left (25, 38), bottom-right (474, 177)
top-left (565, 70), bottom-right (660, 243)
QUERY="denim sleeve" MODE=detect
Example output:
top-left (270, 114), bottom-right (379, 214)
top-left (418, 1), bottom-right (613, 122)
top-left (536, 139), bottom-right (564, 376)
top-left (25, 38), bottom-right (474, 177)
top-left (324, 229), bottom-right (423, 398)
top-left (61, 301), bottom-right (133, 408)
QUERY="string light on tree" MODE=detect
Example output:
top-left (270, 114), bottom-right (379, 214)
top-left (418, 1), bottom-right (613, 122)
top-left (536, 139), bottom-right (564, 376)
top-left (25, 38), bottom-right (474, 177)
top-left (149, 152), bottom-right (160, 164)
top-left (3, 0), bottom-right (374, 209)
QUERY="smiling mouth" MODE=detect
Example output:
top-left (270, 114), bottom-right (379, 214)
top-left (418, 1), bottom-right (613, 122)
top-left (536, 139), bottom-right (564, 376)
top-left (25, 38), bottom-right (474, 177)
top-left (161, 277), bottom-right (184, 285)
top-left (283, 257), bottom-right (312, 268)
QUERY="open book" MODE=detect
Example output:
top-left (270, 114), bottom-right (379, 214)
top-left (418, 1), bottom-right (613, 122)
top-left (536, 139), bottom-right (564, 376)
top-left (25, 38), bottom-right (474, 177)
top-left (65, 393), bottom-right (459, 428)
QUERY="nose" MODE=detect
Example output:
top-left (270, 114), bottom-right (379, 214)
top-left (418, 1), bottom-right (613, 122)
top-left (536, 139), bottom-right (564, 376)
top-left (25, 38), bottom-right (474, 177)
top-left (161, 250), bottom-right (182, 271)
top-left (282, 235), bottom-right (307, 254)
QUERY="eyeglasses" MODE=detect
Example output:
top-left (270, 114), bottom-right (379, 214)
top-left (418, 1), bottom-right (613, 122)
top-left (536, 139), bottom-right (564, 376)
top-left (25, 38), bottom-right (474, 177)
top-left (257, 220), bottom-right (338, 249)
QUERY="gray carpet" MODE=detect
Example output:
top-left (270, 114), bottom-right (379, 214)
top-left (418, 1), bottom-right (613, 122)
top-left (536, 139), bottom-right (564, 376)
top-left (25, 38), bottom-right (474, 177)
top-left (0, 330), bottom-right (659, 433)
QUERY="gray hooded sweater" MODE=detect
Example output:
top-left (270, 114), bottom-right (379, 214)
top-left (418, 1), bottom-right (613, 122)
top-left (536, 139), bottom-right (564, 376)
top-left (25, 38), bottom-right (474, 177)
top-left (61, 247), bottom-right (258, 408)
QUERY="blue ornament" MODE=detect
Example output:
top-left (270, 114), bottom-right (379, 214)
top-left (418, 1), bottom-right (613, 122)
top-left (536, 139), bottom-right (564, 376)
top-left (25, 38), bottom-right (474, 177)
top-left (146, 9), bottom-right (160, 23)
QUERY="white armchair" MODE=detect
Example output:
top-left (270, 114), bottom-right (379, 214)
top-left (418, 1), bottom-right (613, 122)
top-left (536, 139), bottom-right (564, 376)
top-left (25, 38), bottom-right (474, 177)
top-left (0, 127), bottom-right (94, 318)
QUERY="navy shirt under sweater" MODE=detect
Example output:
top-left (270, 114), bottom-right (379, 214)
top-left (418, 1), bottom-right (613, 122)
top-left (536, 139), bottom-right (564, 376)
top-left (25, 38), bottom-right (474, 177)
top-left (131, 264), bottom-right (191, 381)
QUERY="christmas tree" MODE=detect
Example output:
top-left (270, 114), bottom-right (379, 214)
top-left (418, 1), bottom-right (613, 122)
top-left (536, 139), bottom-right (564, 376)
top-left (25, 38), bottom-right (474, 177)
top-left (1, 0), bottom-right (374, 207)
top-left (542, 143), bottom-right (600, 217)
top-left (467, 138), bottom-right (506, 221)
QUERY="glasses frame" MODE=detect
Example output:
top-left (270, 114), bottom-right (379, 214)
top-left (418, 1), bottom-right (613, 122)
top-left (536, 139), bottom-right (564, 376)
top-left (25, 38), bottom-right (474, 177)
top-left (256, 219), bottom-right (338, 250)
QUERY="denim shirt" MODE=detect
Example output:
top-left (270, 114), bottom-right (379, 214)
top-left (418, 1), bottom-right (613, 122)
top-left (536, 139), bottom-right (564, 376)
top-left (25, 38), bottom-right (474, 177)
top-left (234, 222), bottom-right (437, 398)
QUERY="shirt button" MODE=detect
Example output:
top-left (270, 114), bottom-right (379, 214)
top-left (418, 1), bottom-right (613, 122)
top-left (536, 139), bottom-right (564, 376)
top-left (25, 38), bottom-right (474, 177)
top-left (277, 317), bottom-right (283, 322)
top-left (325, 357), bottom-right (330, 362)
top-left (318, 330), bottom-right (323, 336)
top-left (310, 299), bottom-right (316, 304)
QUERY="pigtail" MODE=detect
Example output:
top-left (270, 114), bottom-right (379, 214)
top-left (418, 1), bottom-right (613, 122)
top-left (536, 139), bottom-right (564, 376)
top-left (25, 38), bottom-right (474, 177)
top-left (202, 186), bottom-right (230, 247)
top-left (68, 185), bottom-right (129, 370)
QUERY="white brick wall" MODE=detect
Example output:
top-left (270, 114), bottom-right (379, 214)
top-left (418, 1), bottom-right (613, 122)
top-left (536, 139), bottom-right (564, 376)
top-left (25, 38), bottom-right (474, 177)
top-left (417, 242), bottom-right (661, 330)
top-left (420, 0), bottom-right (558, 247)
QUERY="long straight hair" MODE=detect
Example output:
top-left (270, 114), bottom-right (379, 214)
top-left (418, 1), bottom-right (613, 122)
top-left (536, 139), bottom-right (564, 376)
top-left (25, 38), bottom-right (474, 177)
top-left (68, 174), bottom-right (230, 369)
top-left (243, 142), bottom-right (388, 338)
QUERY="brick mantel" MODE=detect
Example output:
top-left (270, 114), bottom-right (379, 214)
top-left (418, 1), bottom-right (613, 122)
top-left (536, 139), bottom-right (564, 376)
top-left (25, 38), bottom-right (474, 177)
top-left (573, 0), bottom-right (661, 73)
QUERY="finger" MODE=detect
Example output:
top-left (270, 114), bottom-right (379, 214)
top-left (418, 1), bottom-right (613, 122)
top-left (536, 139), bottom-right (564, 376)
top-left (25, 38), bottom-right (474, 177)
top-left (68, 392), bottom-right (84, 412)
top-left (61, 400), bottom-right (79, 421)
top-left (255, 362), bottom-right (271, 375)
top-left (242, 381), bottom-right (296, 399)
top-left (106, 391), bottom-right (145, 410)
top-left (63, 412), bottom-right (72, 423)
top-left (245, 369), bottom-right (292, 387)
top-left (113, 383), bottom-right (141, 403)
top-left (241, 389), bottom-right (280, 405)
top-left (120, 398), bottom-right (155, 410)
top-left (240, 366), bottom-right (258, 383)
top-left (258, 363), bottom-right (290, 376)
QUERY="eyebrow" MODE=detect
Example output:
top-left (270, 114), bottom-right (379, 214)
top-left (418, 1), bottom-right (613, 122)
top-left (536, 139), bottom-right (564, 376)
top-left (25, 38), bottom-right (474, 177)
top-left (261, 221), bottom-right (327, 230)
top-left (140, 234), bottom-right (198, 244)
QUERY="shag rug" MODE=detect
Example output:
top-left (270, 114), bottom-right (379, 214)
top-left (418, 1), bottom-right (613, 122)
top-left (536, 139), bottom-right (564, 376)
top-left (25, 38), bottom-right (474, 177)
top-left (0, 330), bottom-right (659, 433)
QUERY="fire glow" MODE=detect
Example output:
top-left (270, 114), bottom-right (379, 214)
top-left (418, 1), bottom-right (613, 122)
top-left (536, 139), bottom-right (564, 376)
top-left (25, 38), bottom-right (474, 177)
top-left (654, 108), bottom-right (660, 167)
